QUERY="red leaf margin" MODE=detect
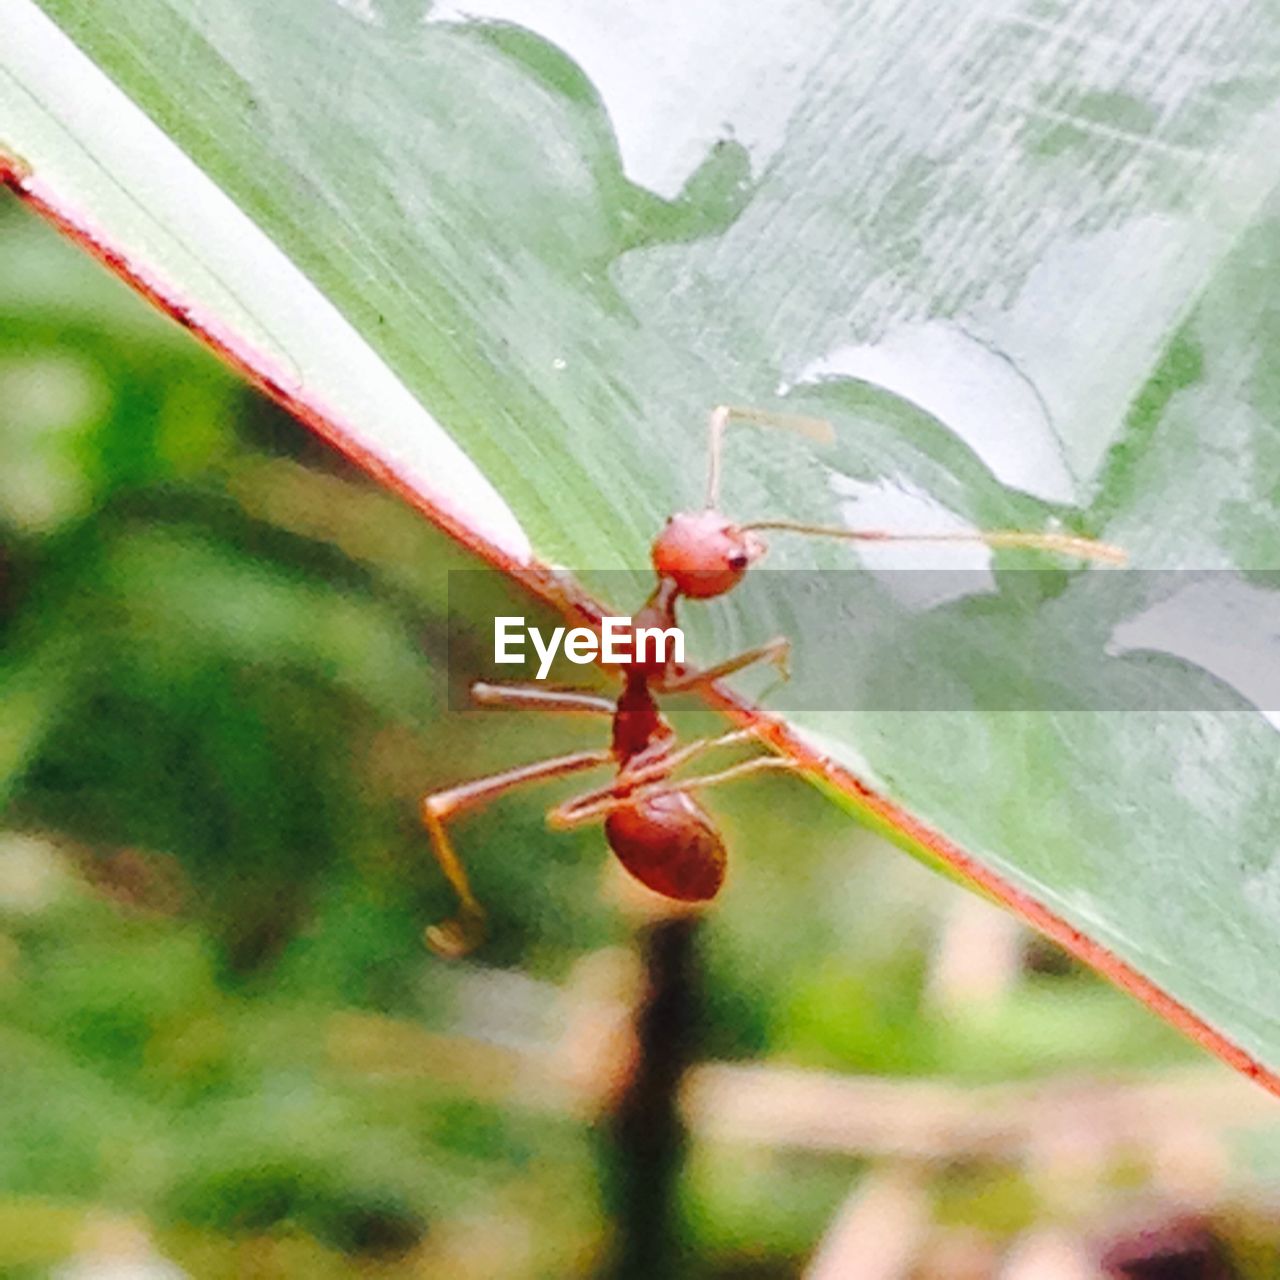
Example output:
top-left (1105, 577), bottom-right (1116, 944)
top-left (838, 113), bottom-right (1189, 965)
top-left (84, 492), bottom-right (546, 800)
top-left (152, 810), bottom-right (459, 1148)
top-left (4, 150), bottom-right (1274, 1098)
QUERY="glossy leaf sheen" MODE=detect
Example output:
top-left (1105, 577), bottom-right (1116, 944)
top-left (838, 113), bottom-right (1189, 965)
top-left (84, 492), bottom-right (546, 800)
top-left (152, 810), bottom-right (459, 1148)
top-left (4, 2), bottom-right (1280, 1069)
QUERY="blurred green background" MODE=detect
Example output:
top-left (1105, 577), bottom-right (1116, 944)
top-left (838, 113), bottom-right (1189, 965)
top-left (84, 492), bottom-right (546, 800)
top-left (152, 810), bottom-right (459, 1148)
top-left (2, 191), bottom-right (1278, 1279)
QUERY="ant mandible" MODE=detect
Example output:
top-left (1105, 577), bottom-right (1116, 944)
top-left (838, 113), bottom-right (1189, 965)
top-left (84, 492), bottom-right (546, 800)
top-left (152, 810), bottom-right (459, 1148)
top-left (422, 406), bottom-right (1125, 956)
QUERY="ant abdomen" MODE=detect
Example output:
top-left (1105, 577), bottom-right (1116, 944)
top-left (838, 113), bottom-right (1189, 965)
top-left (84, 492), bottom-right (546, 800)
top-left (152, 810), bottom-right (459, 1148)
top-left (605, 791), bottom-right (726, 902)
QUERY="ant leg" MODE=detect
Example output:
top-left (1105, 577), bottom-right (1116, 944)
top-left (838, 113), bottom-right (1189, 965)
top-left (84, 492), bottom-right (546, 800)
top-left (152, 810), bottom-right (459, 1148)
top-left (660, 636), bottom-right (791, 694)
top-left (545, 780), bottom-right (637, 830)
top-left (422, 748), bottom-right (611, 956)
top-left (548, 728), bottom-right (761, 830)
top-left (652, 754), bottom-right (799, 799)
top-left (549, 750), bottom-right (799, 829)
top-left (618, 728), bottom-right (757, 787)
top-left (471, 681), bottom-right (614, 715)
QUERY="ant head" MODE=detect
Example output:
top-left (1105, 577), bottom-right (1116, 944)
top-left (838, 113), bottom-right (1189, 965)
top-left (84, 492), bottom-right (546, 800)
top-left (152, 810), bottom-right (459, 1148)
top-left (651, 510), bottom-right (767, 599)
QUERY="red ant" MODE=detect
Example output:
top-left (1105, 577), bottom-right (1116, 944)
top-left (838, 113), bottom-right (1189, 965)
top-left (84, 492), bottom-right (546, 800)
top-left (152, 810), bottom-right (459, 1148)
top-left (422, 406), bottom-right (1125, 955)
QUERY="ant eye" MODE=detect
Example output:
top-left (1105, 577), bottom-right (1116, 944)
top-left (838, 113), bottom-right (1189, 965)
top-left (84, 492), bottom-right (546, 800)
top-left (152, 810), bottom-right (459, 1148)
top-left (728, 551), bottom-right (749, 571)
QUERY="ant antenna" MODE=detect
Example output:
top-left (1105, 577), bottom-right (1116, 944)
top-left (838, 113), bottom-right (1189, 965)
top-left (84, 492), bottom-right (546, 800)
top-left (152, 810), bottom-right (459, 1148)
top-left (697, 406), bottom-right (1124, 563)
top-left (738, 518), bottom-right (1127, 565)
top-left (705, 405), bottom-right (836, 510)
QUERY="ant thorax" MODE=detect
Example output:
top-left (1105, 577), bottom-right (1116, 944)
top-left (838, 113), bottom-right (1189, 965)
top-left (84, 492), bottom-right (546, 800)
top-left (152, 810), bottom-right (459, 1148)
top-left (611, 669), bottom-right (673, 765)
top-left (621, 577), bottom-right (681, 678)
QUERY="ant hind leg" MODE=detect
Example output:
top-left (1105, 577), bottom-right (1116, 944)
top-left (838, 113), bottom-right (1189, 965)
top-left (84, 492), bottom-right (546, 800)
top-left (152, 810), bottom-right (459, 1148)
top-left (654, 753), bottom-right (799, 801)
top-left (421, 748), bottom-right (611, 956)
top-left (547, 728), bottom-right (771, 830)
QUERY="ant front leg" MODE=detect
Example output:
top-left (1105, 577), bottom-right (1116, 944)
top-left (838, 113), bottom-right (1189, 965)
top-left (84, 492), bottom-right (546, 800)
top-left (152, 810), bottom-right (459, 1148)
top-left (659, 636), bottom-right (791, 694)
top-left (422, 748), bottom-right (611, 956)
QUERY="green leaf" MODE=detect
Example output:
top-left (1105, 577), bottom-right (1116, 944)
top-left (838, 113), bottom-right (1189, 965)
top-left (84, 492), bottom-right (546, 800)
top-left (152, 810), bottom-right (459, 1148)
top-left (4, 1), bottom-right (1280, 1080)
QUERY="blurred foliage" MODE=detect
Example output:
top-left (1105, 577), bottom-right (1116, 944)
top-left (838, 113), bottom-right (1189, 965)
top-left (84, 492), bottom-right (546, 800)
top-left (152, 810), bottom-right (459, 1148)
top-left (1, 193), bottom-right (1270, 1277)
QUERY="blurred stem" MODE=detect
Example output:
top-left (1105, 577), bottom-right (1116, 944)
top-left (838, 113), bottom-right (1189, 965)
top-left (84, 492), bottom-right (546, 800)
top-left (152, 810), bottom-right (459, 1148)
top-left (599, 916), bottom-right (701, 1280)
